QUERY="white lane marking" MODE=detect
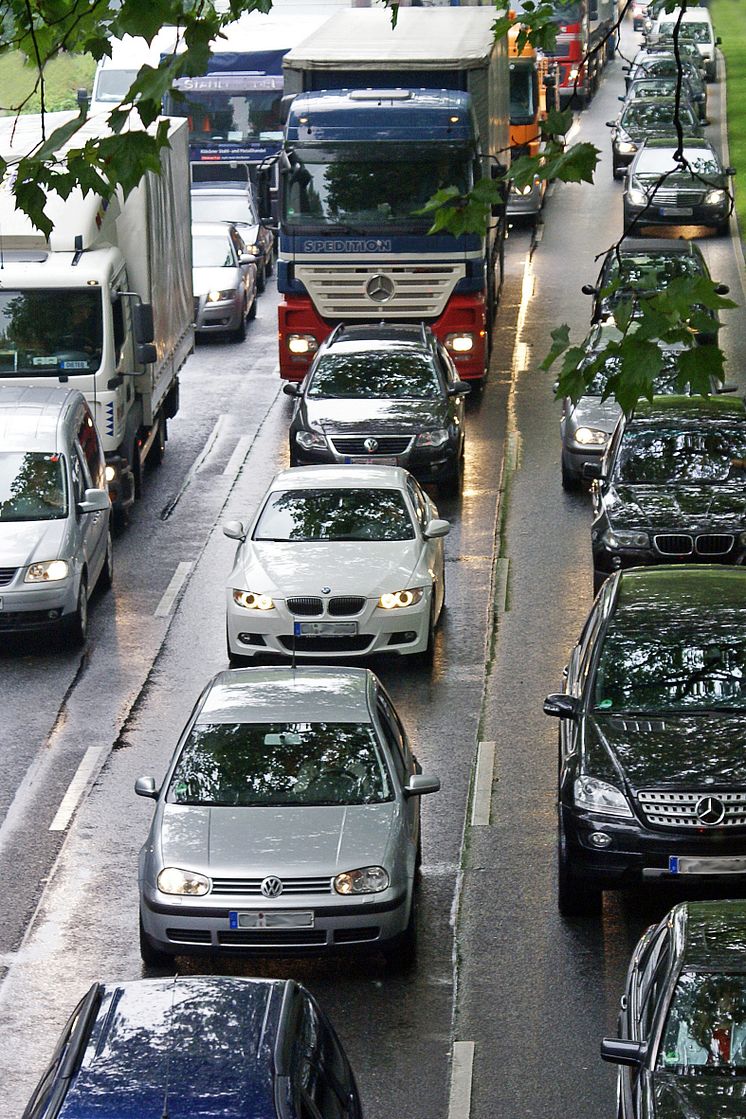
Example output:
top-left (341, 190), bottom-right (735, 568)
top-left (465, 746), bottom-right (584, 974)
top-left (49, 747), bottom-right (103, 832)
top-left (717, 50), bottom-right (746, 299)
top-left (470, 741), bottom-right (496, 827)
top-left (223, 435), bottom-right (253, 476)
top-left (154, 561), bottom-right (193, 617)
top-left (448, 1041), bottom-right (475, 1119)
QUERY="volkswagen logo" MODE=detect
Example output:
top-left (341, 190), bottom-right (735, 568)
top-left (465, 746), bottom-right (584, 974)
top-left (260, 875), bottom-right (284, 898)
top-left (365, 274), bottom-right (395, 304)
top-left (695, 795), bottom-right (726, 827)
top-left (364, 437), bottom-right (379, 453)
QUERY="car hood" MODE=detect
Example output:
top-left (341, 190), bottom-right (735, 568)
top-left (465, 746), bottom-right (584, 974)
top-left (653, 1071), bottom-right (746, 1118)
top-left (159, 802), bottom-right (397, 874)
top-left (235, 540), bottom-right (425, 596)
top-left (303, 398), bottom-right (447, 434)
top-left (567, 396), bottom-right (622, 435)
top-left (0, 519), bottom-right (68, 567)
top-left (636, 168), bottom-right (722, 190)
top-left (193, 266), bottom-right (238, 296)
top-left (606, 485), bottom-right (746, 529)
top-left (589, 713), bottom-right (746, 789)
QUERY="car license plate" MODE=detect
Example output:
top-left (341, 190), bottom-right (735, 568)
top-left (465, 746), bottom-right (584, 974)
top-left (346, 456), bottom-right (398, 466)
top-left (229, 910), bottom-right (314, 929)
top-left (669, 855), bottom-right (746, 875)
top-left (660, 207), bottom-right (693, 217)
top-left (295, 621), bottom-right (358, 636)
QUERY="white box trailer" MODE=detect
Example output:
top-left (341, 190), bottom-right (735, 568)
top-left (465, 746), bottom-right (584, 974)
top-left (0, 113), bottom-right (193, 517)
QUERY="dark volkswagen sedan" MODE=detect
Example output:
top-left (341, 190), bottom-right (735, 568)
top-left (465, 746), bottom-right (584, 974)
top-left (602, 900), bottom-right (746, 1119)
top-left (285, 323), bottom-right (469, 496)
top-left (544, 566), bottom-right (746, 916)
top-left (590, 396), bottom-right (746, 592)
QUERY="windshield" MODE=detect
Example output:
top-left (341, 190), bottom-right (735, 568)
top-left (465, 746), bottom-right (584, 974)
top-left (615, 425), bottom-right (746, 484)
top-left (167, 722), bottom-right (392, 807)
top-left (583, 352), bottom-right (686, 396)
top-left (283, 143), bottom-right (473, 232)
top-left (629, 78), bottom-right (680, 98)
top-left (308, 351), bottom-right (441, 400)
top-left (0, 290), bottom-right (103, 376)
top-left (659, 972), bottom-right (746, 1074)
top-left (191, 193), bottom-right (257, 225)
top-left (595, 632), bottom-right (746, 713)
top-left (254, 488), bottom-right (415, 542)
top-left (93, 68), bottom-right (138, 103)
top-left (603, 252), bottom-right (704, 292)
top-left (192, 234), bottom-right (235, 268)
top-left (659, 21), bottom-right (711, 43)
top-left (165, 87), bottom-right (284, 144)
top-left (0, 452), bottom-right (67, 521)
top-left (621, 102), bottom-right (698, 130)
top-left (509, 62), bottom-right (538, 124)
top-left (635, 148), bottom-right (720, 177)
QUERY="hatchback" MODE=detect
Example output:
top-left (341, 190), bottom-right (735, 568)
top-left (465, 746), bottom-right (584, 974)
top-left (137, 666), bottom-right (439, 968)
top-left (191, 220), bottom-right (258, 341)
top-left (190, 184), bottom-right (274, 292)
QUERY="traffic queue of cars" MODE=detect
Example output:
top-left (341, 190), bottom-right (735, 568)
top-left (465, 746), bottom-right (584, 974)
top-left (550, 11), bottom-right (746, 1117)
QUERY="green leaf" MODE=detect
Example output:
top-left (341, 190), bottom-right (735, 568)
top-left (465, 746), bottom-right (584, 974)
top-left (541, 324), bottom-right (571, 371)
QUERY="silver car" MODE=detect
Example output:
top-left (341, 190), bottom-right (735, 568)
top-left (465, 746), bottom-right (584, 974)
top-left (191, 221), bottom-right (258, 342)
top-left (136, 666), bottom-right (439, 969)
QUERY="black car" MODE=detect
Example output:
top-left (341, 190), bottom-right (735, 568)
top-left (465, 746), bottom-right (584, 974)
top-left (606, 97), bottom-right (702, 179)
top-left (544, 565), bottom-right (746, 916)
top-left (623, 139), bottom-right (734, 236)
top-left (284, 323), bottom-right (469, 496)
top-left (602, 900), bottom-right (746, 1118)
top-left (621, 75), bottom-right (703, 118)
top-left (581, 238), bottom-right (730, 345)
top-left (589, 396), bottom-right (746, 591)
top-left (624, 55), bottom-right (707, 119)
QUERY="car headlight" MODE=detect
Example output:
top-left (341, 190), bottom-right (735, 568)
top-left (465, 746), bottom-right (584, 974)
top-left (287, 334), bottom-right (318, 355)
top-left (157, 867), bottom-right (211, 896)
top-left (232, 589), bottom-right (275, 610)
top-left (616, 141), bottom-right (638, 154)
top-left (295, 431), bottom-right (327, 450)
top-left (378, 588), bottom-right (424, 610)
top-left (334, 866), bottom-right (389, 895)
top-left (574, 776), bottom-right (633, 818)
top-left (415, 429), bottom-right (449, 448)
top-left (604, 529), bottom-right (650, 549)
top-left (25, 559), bottom-right (69, 583)
top-left (246, 243), bottom-right (261, 256)
top-left (511, 182), bottom-right (534, 196)
top-left (568, 68), bottom-right (579, 83)
top-left (704, 188), bottom-right (726, 206)
top-left (574, 427), bottom-right (608, 446)
top-left (207, 288), bottom-right (236, 303)
top-left (627, 185), bottom-right (647, 206)
top-left (445, 332), bottom-right (474, 354)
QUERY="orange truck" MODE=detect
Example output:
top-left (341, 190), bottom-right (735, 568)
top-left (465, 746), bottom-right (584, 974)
top-left (506, 24), bottom-right (560, 225)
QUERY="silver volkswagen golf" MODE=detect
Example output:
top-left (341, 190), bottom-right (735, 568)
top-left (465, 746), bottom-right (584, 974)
top-left (136, 666), bottom-right (439, 969)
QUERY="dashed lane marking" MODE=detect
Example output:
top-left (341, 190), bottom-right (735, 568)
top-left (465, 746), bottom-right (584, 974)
top-left (154, 561), bottom-right (193, 618)
top-left (448, 1041), bottom-right (475, 1119)
top-left (49, 747), bottom-right (104, 832)
top-left (470, 741), bottom-right (496, 827)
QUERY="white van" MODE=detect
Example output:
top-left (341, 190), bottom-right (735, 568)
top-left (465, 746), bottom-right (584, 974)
top-left (0, 386), bottom-right (112, 647)
top-left (651, 6), bottom-right (719, 80)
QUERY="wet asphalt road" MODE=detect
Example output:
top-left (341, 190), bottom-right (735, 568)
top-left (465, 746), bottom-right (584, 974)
top-left (0, 18), bottom-right (745, 1118)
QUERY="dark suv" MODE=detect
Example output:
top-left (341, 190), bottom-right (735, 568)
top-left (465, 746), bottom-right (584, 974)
top-left (590, 396), bottom-right (746, 592)
top-left (22, 976), bottom-right (362, 1119)
top-left (544, 566), bottom-right (746, 917)
top-left (285, 323), bottom-right (469, 496)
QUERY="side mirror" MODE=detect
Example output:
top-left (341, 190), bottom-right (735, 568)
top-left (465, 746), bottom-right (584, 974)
top-left (133, 302), bottom-right (155, 344)
top-left (543, 694), bottom-right (580, 720)
top-left (717, 382), bottom-right (738, 394)
top-left (238, 253), bottom-right (253, 265)
top-left (621, 66), bottom-right (630, 73)
top-left (605, 121), bottom-right (616, 128)
top-left (714, 283), bottom-right (730, 295)
top-left (423, 518), bottom-right (450, 540)
top-left (136, 342), bottom-right (158, 366)
top-left (404, 774), bottom-right (441, 798)
top-left (135, 775), bottom-right (159, 799)
top-left (581, 284), bottom-right (598, 296)
top-left (77, 487), bottom-right (110, 514)
top-left (726, 167), bottom-right (736, 177)
top-left (601, 1039), bottom-right (647, 1067)
top-left (283, 382), bottom-right (301, 397)
top-left (716, 36), bottom-right (722, 46)
top-left (583, 461), bottom-right (604, 481)
top-left (223, 519), bottom-right (247, 542)
top-left (448, 380), bottom-right (471, 396)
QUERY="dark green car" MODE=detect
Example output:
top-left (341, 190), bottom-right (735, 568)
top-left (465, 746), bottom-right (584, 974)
top-left (607, 97), bottom-right (702, 179)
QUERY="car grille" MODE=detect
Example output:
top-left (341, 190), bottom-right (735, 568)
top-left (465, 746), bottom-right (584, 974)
top-left (294, 263), bottom-right (465, 319)
top-left (330, 435), bottom-right (412, 456)
top-left (279, 635), bottom-right (373, 654)
top-left (647, 185), bottom-right (706, 207)
top-left (218, 929), bottom-right (327, 946)
top-left (285, 597), bottom-right (367, 618)
top-left (328, 596), bottom-right (366, 616)
top-left (637, 790), bottom-right (746, 828)
top-left (0, 567), bottom-right (17, 587)
top-left (287, 597), bottom-right (323, 616)
top-left (210, 876), bottom-right (332, 896)
top-left (654, 533), bottom-right (735, 557)
top-left (0, 609), bottom-right (63, 631)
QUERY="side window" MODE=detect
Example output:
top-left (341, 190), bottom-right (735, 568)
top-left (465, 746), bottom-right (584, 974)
top-left (293, 996), bottom-right (350, 1119)
top-left (70, 450), bottom-right (88, 507)
top-left (112, 296), bottom-right (126, 366)
top-left (77, 411), bottom-right (103, 489)
top-left (376, 698), bottom-right (407, 785)
top-left (638, 931), bottom-right (671, 1038)
top-left (575, 608), bottom-right (602, 696)
top-left (437, 343), bottom-right (457, 387)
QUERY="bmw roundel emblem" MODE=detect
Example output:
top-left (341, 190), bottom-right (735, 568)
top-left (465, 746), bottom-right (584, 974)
top-left (322, 586), bottom-right (331, 594)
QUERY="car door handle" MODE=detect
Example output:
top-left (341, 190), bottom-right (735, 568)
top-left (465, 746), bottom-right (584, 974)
top-left (620, 994), bottom-right (628, 1010)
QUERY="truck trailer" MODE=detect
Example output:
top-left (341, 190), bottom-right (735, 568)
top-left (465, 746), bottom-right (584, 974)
top-left (543, 0), bottom-right (616, 108)
top-left (0, 113), bottom-right (193, 521)
top-left (276, 7), bottom-right (510, 383)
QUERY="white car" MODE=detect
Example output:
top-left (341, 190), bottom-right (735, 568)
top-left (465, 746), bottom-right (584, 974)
top-left (223, 465), bottom-right (449, 665)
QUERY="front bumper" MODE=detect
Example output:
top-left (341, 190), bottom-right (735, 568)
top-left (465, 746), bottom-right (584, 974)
top-left (507, 181), bottom-right (544, 219)
top-left (291, 438), bottom-right (460, 487)
top-left (593, 536), bottom-right (746, 576)
top-left (194, 294), bottom-right (243, 333)
top-left (561, 443), bottom-right (605, 484)
top-left (0, 578), bottom-right (77, 632)
top-left (624, 199), bottom-right (727, 229)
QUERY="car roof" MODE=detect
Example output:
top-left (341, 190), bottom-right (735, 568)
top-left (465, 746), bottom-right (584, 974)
top-left (267, 464), bottom-right (412, 490)
top-left (615, 567), bottom-right (746, 618)
top-left (679, 901), bottom-right (746, 972)
top-left (325, 323), bottom-right (434, 347)
top-left (191, 220), bottom-right (239, 238)
top-left (198, 666), bottom-right (375, 724)
top-left (630, 395), bottom-right (746, 423)
top-left (59, 977), bottom-right (287, 1119)
top-left (0, 385), bottom-right (82, 450)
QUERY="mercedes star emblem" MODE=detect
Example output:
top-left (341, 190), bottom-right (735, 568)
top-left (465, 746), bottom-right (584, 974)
top-left (260, 875), bottom-right (284, 898)
top-left (364, 437), bottom-right (379, 453)
top-left (695, 795), bottom-right (726, 827)
top-left (365, 273), bottom-right (395, 303)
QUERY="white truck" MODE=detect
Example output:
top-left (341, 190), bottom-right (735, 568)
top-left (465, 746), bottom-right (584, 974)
top-left (0, 113), bottom-right (193, 520)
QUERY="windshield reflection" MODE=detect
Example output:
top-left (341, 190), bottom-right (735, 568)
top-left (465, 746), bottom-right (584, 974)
top-left (308, 352), bottom-right (441, 400)
top-left (0, 452), bottom-right (67, 521)
top-left (615, 426), bottom-right (746, 485)
top-left (0, 290), bottom-right (103, 375)
top-left (253, 488), bottom-right (415, 542)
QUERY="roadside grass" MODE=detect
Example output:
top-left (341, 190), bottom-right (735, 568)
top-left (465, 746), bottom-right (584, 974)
top-left (711, 0), bottom-right (746, 235)
top-left (0, 51), bottom-right (95, 116)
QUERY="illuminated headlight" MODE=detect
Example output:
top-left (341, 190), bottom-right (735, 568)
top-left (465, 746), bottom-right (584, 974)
top-left (705, 189), bottom-right (726, 206)
top-left (232, 589), bottom-right (275, 610)
top-left (378, 588), bottom-right (424, 610)
top-left (207, 288), bottom-right (236, 303)
top-left (445, 332), bottom-right (474, 354)
top-left (334, 866), bottom-right (389, 895)
top-left (568, 68), bottom-right (579, 83)
top-left (157, 867), bottom-right (211, 896)
top-left (415, 429), bottom-right (449, 448)
top-left (25, 560), bottom-right (69, 583)
top-left (104, 464), bottom-right (116, 483)
top-left (574, 776), bottom-right (633, 818)
top-left (295, 431), bottom-right (327, 450)
top-left (287, 334), bottom-right (318, 355)
top-left (605, 528), bottom-right (649, 549)
top-left (246, 243), bottom-right (261, 256)
top-left (627, 185), bottom-right (648, 206)
top-left (616, 141), bottom-right (638, 154)
top-left (574, 427), bottom-right (608, 446)
top-left (511, 182), bottom-right (534, 196)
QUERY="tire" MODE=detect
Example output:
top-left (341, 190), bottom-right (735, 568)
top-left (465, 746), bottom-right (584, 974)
top-left (139, 913), bottom-right (175, 970)
top-left (149, 416), bottom-right (167, 467)
top-left (561, 458), bottom-right (581, 492)
top-left (558, 824), bottom-right (602, 918)
top-left (256, 262), bottom-right (266, 294)
top-left (715, 217), bottom-right (730, 238)
top-left (439, 456), bottom-right (463, 499)
top-left (232, 304), bottom-right (247, 342)
top-left (383, 891), bottom-right (417, 973)
top-left (415, 599), bottom-right (437, 668)
top-left (99, 531), bottom-right (113, 592)
top-left (593, 568), bottom-right (607, 595)
top-left (265, 249), bottom-right (274, 277)
top-left (64, 575), bottom-right (88, 648)
top-left (248, 292), bottom-right (257, 320)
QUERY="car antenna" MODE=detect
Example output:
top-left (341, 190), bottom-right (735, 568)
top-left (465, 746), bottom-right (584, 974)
top-left (161, 973), bottom-right (179, 1119)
